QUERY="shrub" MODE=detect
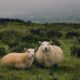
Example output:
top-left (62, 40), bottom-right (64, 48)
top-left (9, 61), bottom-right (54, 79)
top-left (71, 38), bottom-right (80, 57)
top-left (71, 72), bottom-right (80, 80)
top-left (26, 21), bottom-right (32, 26)
top-left (0, 75), bottom-right (6, 80)
top-left (30, 28), bottom-right (41, 35)
top-left (47, 30), bottom-right (62, 38)
top-left (71, 45), bottom-right (80, 57)
top-left (0, 30), bottom-right (23, 47)
top-left (0, 44), bottom-right (10, 56)
top-left (52, 38), bottom-right (61, 46)
top-left (65, 31), bottom-right (80, 39)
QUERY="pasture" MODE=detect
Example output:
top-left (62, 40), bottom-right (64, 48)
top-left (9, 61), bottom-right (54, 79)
top-left (0, 20), bottom-right (80, 80)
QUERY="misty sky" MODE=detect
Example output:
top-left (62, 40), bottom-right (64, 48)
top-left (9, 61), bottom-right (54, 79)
top-left (0, 0), bottom-right (80, 22)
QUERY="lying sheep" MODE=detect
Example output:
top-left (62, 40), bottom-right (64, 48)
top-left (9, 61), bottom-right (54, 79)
top-left (35, 41), bottom-right (64, 68)
top-left (1, 48), bottom-right (36, 69)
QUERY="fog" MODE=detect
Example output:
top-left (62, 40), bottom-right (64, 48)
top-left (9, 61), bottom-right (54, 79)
top-left (0, 0), bottom-right (80, 22)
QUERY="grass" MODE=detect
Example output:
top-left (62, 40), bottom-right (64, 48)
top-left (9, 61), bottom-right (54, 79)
top-left (0, 21), bottom-right (80, 80)
top-left (0, 56), bottom-right (80, 80)
top-left (0, 39), bottom-right (80, 80)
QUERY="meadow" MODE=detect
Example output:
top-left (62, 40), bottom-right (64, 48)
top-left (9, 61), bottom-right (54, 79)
top-left (0, 19), bottom-right (80, 80)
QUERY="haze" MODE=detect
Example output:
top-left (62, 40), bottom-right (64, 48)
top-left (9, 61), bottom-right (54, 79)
top-left (0, 0), bottom-right (80, 23)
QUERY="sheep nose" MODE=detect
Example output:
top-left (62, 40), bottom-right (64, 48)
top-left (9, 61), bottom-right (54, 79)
top-left (45, 47), bottom-right (48, 50)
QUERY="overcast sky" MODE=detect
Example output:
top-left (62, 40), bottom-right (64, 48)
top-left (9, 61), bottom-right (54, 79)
top-left (0, 0), bottom-right (80, 22)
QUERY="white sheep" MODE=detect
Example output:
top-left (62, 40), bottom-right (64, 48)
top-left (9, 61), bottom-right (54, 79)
top-left (1, 48), bottom-right (36, 69)
top-left (35, 41), bottom-right (64, 67)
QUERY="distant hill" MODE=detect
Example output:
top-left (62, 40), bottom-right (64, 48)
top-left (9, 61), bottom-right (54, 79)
top-left (20, 16), bottom-right (80, 23)
top-left (0, 17), bottom-right (80, 24)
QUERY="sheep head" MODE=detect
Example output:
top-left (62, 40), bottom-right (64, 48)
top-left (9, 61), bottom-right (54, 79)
top-left (38, 41), bottom-right (52, 53)
top-left (24, 48), bottom-right (37, 59)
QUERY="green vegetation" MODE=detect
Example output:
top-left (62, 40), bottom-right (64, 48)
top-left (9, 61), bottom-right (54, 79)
top-left (0, 19), bottom-right (80, 80)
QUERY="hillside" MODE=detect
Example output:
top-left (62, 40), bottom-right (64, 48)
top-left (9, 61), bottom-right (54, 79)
top-left (0, 19), bottom-right (80, 80)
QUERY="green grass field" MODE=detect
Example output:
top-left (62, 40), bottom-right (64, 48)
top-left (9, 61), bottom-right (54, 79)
top-left (0, 21), bottom-right (80, 80)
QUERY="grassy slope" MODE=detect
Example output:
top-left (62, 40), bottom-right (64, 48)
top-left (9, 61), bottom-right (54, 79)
top-left (0, 22), bottom-right (80, 80)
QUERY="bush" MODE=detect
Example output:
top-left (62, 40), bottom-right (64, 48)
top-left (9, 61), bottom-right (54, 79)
top-left (71, 45), bottom-right (80, 57)
top-left (65, 31), bottom-right (80, 39)
top-left (52, 38), bottom-right (61, 46)
top-left (47, 30), bottom-right (62, 38)
top-left (26, 21), bottom-right (32, 26)
top-left (71, 38), bottom-right (80, 57)
top-left (30, 28), bottom-right (41, 35)
top-left (72, 72), bottom-right (80, 80)
top-left (0, 44), bottom-right (10, 56)
top-left (0, 75), bottom-right (6, 80)
top-left (0, 30), bottom-right (23, 47)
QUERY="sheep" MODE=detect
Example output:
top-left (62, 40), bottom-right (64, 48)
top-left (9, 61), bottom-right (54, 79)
top-left (1, 48), bottom-right (36, 69)
top-left (35, 41), bottom-right (64, 68)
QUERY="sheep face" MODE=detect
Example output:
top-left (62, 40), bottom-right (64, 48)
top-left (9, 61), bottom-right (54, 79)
top-left (39, 41), bottom-right (52, 53)
top-left (26, 49), bottom-right (35, 59)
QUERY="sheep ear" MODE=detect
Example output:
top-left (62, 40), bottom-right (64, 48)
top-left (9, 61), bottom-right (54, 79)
top-left (38, 41), bottom-right (42, 44)
top-left (50, 41), bottom-right (53, 44)
top-left (24, 48), bottom-right (27, 51)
